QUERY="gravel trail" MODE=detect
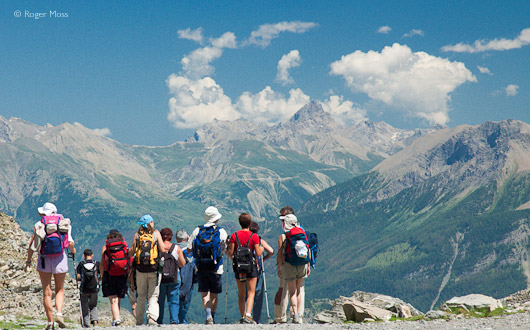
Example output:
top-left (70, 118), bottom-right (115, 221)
top-left (84, 312), bottom-right (530, 330)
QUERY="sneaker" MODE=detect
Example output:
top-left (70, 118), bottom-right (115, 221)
top-left (112, 319), bottom-right (121, 326)
top-left (242, 315), bottom-right (256, 324)
top-left (205, 317), bottom-right (214, 325)
top-left (55, 314), bottom-right (66, 328)
top-left (270, 320), bottom-right (287, 324)
top-left (45, 322), bottom-right (54, 330)
top-left (147, 318), bottom-right (157, 326)
top-left (239, 317), bottom-right (245, 324)
top-left (293, 313), bottom-right (302, 324)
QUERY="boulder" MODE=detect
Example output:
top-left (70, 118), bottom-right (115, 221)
top-left (444, 294), bottom-right (503, 312)
top-left (350, 291), bottom-right (423, 318)
top-left (342, 298), bottom-right (392, 322)
top-left (425, 310), bottom-right (447, 320)
top-left (314, 297), bottom-right (347, 324)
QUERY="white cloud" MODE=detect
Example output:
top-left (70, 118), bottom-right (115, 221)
top-left (92, 128), bottom-right (112, 137)
top-left (181, 46), bottom-right (223, 79)
top-left (442, 27), bottom-right (530, 53)
top-left (210, 32), bottom-right (237, 49)
top-left (246, 21), bottom-right (317, 48)
top-left (236, 87), bottom-right (310, 123)
top-left (276, 50), bottom-right (302, 85)
top-left (166, 75), bottom-right (241, 128)
top-left (477, 66), bottom-right (493, 75)
top-left (178, 27), bottom-right (204, 44)
top-left (320, 95), bottom-right (367, 126)
top-left (403, 29), bottom-right (424, 38)
top-left (180, 32), bottom-right (237, 79)
top-left (506, 84), bottom-right (519, 96)
top-left (330, 43), bottom-right (476, 125)
top-left (377, 26), bottom-right (392, 34)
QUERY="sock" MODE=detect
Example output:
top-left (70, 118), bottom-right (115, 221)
top-left (246, 313), bottom-right (252, 318)
top-left (56, 313), bottom-right (63, 316)
top-left (205, 308), bottom-right (212, 319)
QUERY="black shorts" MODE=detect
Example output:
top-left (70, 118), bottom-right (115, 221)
top-left (197, 272), bottom-right (222, 294)
top-left (102, 272), bottom-right (128, 298)
top-left (233, 262), bottom-right (258, 280)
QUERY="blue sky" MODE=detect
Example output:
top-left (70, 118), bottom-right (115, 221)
top-left (1, 0), bottom-right (529, 145)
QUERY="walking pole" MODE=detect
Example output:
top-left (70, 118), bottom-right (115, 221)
top-left (224, 255), bottom-right (229, 324)
top-left (261, 258), bottom-right (271, 322)
top-left (69, 252), bottom-right (84, 327)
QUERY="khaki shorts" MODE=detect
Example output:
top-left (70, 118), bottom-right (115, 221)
top-left (281, 263), bottom-right (308, 282)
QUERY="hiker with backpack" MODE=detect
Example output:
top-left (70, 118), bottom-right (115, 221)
top-left (249, 221), bottom-right (274, 324)
top-left (188, 206), bottom-right (228, 325)
top-left (176, 229), bottom-right (195, 324)
top-left (277, 214), bottom-right (310, 324)
top-left (272, 206), bottom-right (306, 324)
top-left (129, 214), bottom-right (166, 325)
top-left (157, 228), bottom-right (186, 324)
top-left (228, 213), bottom-right (264, 324)
top-left (25, 202), bottom-right (76, 330)
top-left (100, 229), bottom-right (130, 326)
top-left (76, 249), bottom-right (100, 327)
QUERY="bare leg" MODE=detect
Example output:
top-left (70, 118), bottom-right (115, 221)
top-left (39, 271), bottom-right (53, 322)
top-left (236, 280), bottom-right (246, 317)
top-left (109, 296), bottom-right (121, 320)
top-left (210, 293), bottom-right (218, 313)
top-left (245, 278), bottom-right (257, 315)
top-left (53, 273), bottom-right (66, 314)
top-left (201, 291), bottom-right (210, 310)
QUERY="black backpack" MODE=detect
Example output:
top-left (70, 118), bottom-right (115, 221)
top-left (161, 244), bottom-right (180, 284)
top-left (80, 260), bottom-right (99, 293)
top-left (233, 232), bottom-right (255, 274)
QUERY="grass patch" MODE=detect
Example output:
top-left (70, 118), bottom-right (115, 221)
top-left (446, 306), bottom-right (508, 318)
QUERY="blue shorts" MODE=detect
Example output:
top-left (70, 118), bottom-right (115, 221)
top-left (37, 253), bottom-right (69, 274)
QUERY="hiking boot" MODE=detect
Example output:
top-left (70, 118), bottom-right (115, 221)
top-left (91, 320), bottom-right (98, 327)
top-left (242, 315), bottom-right (256, 324)
top-left (55, 314), bottom-right (66, 328)
top-left (111, 319), bottom-right (121, 326)
top-left (239, 317), bottom-right (245, 324)
top-left (270, 320), bottom-right (286, 324)
top-left (45, 322), bottom-right (54, 330)
top-left (205, 317), bottom-right (214, 325)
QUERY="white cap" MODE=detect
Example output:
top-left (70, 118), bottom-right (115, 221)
top-left (283, 214), bottom-right (298, 231)
top-left (38, 202), bottom-right (57, 216)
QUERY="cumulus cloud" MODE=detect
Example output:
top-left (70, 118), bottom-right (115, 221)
top-left (506, 84), bottom-right (519, 96)
top-left (377, 26), bottom-right (392, 34)
top-left (330, 43), bottom-right (476, 125)
top-left (403, 29), bottom-right (424, 38)
top-left (236, 87), bottom-right (310, 123)
top-left (276, 50), bottom-right (302, 85)
top-left (246, 21), bottom-right (317, 48)
top-left (166, 75), bottom-right (241, 128)
top-left (178, 27), bottom-right (204, 44)
top-left (180, 32), bottom-right (237, 79)
top-left (92, 128), bottom-right (112, 137)
top-left (477, 66), bottom-right (493, 75)
top-left (320, 95), bottom-right (367, 126)
top-left (442, 27), bottom-right (530, 53)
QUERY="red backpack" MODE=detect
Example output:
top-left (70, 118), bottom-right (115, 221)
top-left (104, 237), bottom-right (130, 276)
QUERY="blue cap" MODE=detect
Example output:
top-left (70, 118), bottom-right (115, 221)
top-left (138, 214), bottom-right (154, 228)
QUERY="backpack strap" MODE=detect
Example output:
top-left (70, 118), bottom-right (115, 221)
top-left (234, 232), bottom-right (242, 247)
top-left (246, 233), bottom-right (254, 248)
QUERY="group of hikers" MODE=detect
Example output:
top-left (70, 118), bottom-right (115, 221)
top-left (24, 202), bottom-right (317, 328)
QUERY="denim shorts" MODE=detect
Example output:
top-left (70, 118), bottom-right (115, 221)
top-left (37, 253), bottom-right (69, 274)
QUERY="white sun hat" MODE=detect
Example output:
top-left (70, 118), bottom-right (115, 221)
top-left (38, 202), bottom-right (57, 216)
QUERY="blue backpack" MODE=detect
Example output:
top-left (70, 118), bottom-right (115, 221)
top-left (306, 231), bottom-right (319, 268)
top-left (192, 225), bottom-right (223, 272)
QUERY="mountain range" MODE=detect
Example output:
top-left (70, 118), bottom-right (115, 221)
top-left (0, 102), bottom-right (424, 248)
